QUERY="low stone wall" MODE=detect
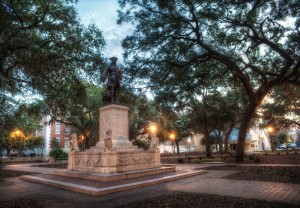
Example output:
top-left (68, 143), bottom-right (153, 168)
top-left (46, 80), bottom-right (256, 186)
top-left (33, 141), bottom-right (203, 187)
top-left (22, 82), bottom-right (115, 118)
top-left (161, 152), bottom-right (300, 164)
top-left (0, 156), bottom-right (49, 163)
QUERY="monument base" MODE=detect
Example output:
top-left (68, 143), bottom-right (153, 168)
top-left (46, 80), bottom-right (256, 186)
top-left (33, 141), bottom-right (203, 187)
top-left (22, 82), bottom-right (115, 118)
top-left (55, 166), bottom-right (175, 182)
top-left (68, 149), bottom-right (161, 174)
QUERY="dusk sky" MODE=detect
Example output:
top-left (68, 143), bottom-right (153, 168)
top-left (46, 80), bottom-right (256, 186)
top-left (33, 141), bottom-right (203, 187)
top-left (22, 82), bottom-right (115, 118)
top-left (75, 0), bottom-right (134, 63)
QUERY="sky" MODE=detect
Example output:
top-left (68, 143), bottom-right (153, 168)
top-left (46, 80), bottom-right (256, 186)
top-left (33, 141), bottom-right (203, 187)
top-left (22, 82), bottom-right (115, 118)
top-left (75, 0), bottom-right (134, 63)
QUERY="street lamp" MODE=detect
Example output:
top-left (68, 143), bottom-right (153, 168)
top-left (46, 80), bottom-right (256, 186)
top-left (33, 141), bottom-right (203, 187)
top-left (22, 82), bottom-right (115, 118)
top-left (169, 132), bottom-right (176, 154)
top-left (15, 130), bottom-right (21, 136)
top-left (259, 134), bottom-right (265, 150)
top-left (266, 126), bottom-right (273, 134)
top-left (149, 123), bottom-right (158, 149)
top-left (266, 126), bottom-right (275, 152)
top-left (149, 123), bottom-right (157, 134)
top-left (187, 137), bottom-right (191, 152)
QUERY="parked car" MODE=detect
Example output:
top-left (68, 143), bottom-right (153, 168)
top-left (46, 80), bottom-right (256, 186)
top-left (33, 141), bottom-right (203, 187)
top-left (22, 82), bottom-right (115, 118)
top-left (277, 144), bottom-right (285, 149)
top-left (287, 143), bottom-right (296, 149)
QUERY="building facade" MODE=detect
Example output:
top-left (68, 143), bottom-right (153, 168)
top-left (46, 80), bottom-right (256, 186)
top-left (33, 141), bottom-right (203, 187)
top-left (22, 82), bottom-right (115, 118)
top-left (38, 115), bottom-right (73, 156)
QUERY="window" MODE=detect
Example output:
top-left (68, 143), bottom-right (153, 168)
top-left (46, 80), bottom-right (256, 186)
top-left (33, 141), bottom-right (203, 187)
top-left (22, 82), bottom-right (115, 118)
top-left (64, 125), bottom-right (70, 134)
top-left (55, 121), bottom-right (60, 134)
top-left (64, 138), bottom-right (69, 149)
top-left (56, 138), bottom-right (60, 146)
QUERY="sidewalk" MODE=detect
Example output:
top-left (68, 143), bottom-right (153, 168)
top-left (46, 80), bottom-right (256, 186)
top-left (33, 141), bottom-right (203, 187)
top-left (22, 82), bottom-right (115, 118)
top-left (1, 163), bottom-right (300, 208)
top-left (3, 162), bottom-right (62, 174)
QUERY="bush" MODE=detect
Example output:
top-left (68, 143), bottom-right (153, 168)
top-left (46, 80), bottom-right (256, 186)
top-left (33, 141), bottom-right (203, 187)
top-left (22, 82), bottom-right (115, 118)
top-left (191, 158), bottom-right (202, 163)
top-left (49, 148), bottom-right (68, 162)
top-left (248, 155), bottom-right (254, 160)
top-left (29, 153), bottom-right (36, 157)
top-left (177, 158), bottom-right (184, 163)
top-left (253, 156), bottom-right (260, 163)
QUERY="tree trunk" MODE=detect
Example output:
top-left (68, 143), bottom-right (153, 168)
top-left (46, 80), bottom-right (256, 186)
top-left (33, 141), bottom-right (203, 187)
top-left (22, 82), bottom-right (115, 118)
top-left (6, 148), bottom-right (11, 156)
top-left (235, 103), bottom-right (257, 162)
top-left (176, 140), bottom-right (180, 154)
top-left (203, 112), bottom-right (212, 157)
top-left (18, 142), bottom-right (22, 157)
top-left (219, 138), bottom-right (223, 154)
top-left (224, 122), bottom-right (235, 153)
top-left (204, 130), bottom-right (211, 157)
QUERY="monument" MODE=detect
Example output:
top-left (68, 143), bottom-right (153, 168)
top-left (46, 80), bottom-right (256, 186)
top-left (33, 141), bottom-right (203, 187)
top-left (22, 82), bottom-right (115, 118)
top-left (20, 57), bottom-right (206, 195)
top-left (59, 57), bottom-right (173, 180)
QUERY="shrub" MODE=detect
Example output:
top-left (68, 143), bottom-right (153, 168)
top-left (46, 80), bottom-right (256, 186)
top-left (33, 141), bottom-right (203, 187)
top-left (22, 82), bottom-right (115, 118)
top-left (29, 153), bottom-right (36, 157)
top-left (49, 148), bottom-right (67, 161)
top-left (177, 158), bottom-right (184, 163)
top-left (191, 158), bottom-right (202, 163)
top-left (253, 156), bottom-right (260, 163)
top-left (277, 151), bottom-right (281, 155)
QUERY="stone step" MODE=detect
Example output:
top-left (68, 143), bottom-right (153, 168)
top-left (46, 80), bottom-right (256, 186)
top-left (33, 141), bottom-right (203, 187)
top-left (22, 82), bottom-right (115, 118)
top-left (53, 166), bottom-right (176, 181)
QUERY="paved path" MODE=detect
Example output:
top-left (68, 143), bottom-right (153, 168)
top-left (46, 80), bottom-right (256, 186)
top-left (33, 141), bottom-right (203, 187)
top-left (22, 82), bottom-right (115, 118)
top-left (1, 163), bottom-right (300, 208)
top-left (3, 163), bottom-right (62, 174)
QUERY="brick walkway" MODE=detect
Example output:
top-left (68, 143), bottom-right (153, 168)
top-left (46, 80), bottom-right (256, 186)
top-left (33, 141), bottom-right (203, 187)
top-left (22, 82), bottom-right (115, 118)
top-left (1, 163), bottom-right (300, 208)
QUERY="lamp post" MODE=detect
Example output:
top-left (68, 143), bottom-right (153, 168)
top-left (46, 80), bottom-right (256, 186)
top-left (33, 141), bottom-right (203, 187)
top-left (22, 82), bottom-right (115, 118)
top-left (149, 123), bottom-right (158, 149)
top-left (266, 126), bottom-right (275, 152)
top-left (259, 134), bottom-right (265, 150)
top-left (169, 132), bottom-right (176, 154)
top-left (82, 135), bottom-right (85, 149)
top-left (187, 137), bottom-right (191, 153)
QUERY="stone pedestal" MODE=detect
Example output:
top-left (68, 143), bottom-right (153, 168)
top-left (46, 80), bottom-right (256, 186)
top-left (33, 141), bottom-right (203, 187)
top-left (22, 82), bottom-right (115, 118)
top-left (94, 104), bottom-right (141, 152)
top-left (67, 148), bottom-right (161, 174)
top-left (67, 104), bottom-right (162, 174)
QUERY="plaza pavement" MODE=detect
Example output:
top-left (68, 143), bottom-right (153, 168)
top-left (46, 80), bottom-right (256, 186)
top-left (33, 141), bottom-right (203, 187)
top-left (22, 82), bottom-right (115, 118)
top-left (1, 163), bottom-right (300, 208)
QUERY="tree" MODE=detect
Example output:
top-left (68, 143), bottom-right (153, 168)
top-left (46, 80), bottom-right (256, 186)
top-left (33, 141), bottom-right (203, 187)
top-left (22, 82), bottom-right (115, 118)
top-left (0, 94), bottom-right (17, 155)
top-left (276, 132), bottom-right (288, 151)
top-left (118, 89), bottom-right (162, 148)
top-left (9, 129), bottom-right (26, 157)
top-left (0, 0), bottom-right (105, 117)
top-left (46, 85), bottom-right (104, 149)
top-left (260, 85), bottom-right (300, 130)
top-left (49, 137), bottom-right (67, 162)
top-left (26, 136), bottom-right (44, 154)
top-left (118, 0), bottom-right (300, 162)
top-left (6, 103), bottom-right (43, 156)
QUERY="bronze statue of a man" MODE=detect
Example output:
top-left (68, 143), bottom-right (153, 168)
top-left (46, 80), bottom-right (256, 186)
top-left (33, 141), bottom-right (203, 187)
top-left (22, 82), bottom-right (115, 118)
top-left (101, 57), bottom-right (122, 103)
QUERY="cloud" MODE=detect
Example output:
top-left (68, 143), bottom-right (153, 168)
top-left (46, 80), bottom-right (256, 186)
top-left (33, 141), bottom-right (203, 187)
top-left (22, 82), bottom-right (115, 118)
top-left (75, 0), bottom-right (134, 63)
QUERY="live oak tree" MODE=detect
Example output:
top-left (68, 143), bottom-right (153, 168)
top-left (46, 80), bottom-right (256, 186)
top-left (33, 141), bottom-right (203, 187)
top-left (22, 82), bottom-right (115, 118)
top-left (42, 85), bottom-right (104, 148)
top-left (260, 85), bottom-right (300, 129)
top-left (152, 61), bottom-right (244, 156)
top-left (259, 85), bottom-right (299, 151)
top-left (118, 90), bottom-right (163, 149)
top-left (0, 95), bottom-right (16, 154)
top-left (118, 0), bottom-right (300, 162)
top-left (0, 0), bottom-right (105, 112)
top-left (1, 0), bottom-right (106, 150)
